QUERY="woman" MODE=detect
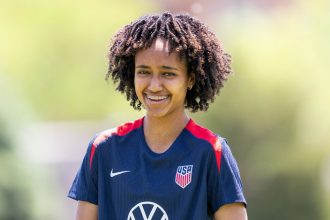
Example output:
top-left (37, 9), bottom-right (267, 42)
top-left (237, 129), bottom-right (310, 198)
top-left (68, 12), bottom-right (247, 220)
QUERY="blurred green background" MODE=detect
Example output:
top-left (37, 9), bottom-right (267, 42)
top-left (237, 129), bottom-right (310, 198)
top-left (1, 0), bottom-right (329, 219)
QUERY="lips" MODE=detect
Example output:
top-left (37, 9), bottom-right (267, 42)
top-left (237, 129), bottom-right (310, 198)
top-left (145, 94), bottom-right (169, 102)
top-left (146, 94), bottom-right (168, 100)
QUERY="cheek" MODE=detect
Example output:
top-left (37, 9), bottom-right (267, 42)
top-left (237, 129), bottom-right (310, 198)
top-left (133, 75), bottom-right (140, 89)
top-left (134, 78), bottom-right (144, 97)
top-left (171, 83), bottom-right (188, 99)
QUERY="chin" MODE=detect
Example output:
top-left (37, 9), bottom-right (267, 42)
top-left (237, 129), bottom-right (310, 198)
top-left (145, 106), bottom-right (172, 118)
top-left (146, 110), bottom-right (169, 119)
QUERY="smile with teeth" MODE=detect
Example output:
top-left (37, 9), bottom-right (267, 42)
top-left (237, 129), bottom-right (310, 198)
top-left (145, 94), bottom-right (169, 102)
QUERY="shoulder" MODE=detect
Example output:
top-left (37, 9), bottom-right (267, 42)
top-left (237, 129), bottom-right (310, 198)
top-left (185, 119), bottom-right (225, 170)
top-left (92, 117), bottom-right (143, 148)
top-left (87, 118), bottom-right (143, 168)
top-left (185, 119), bottom-right (223, 151)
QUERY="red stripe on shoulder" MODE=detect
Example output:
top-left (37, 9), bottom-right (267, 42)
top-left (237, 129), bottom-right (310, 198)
top-left (89, 118), bottom-right (143, 168)
top-left (89, 143), bottom-right (97, 169)
top-left (186, 119), bottom-right (222, 172)
top-left (116, 117), bottom-right (143, 136)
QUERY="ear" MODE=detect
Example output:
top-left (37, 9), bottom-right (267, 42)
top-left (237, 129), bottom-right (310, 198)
top-left (188, 73), bottom-right (195, 89)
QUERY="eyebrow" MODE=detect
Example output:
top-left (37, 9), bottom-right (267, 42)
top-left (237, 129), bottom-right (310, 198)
top-left (135, 65), bottom-right (179, 71)
top-left (161, 65), bottom-right (179, 71)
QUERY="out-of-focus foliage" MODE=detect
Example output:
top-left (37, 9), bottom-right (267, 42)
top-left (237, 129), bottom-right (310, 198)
top-left (1, 0), bottom-right (329, 219)
top-left (0, 152), bottom-right (32, 220)
top-left (0, 73), bottom-right (33, 219)
top-left (0, 75), bottom-right (61, 220)
top-left (0, 0), bottom-right (156, 120)
top-left (0, 0), bottom-right (156, 219)
top-left (194, 1), bottom-right (330, 219)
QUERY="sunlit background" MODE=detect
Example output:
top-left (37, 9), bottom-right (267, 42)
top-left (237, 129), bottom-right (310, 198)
top-left (1, 0), bottom-right (329, 219)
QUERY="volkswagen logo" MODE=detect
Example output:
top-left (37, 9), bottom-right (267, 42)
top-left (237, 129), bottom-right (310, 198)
top-left (127, 201), bottom-right (169, 220)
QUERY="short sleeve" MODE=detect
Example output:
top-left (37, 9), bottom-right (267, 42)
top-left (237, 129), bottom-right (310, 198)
top-left (207, 138), bottom-right (246, 213)
top-left (68, 137), bottom-right (98, 205)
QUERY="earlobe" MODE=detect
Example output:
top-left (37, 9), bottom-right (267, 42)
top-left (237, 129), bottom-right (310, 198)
top-left (188, 73), bottom-right (195, 90)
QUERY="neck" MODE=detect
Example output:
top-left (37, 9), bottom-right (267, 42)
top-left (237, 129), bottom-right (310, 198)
top-left (143, 112), bottom-right (190, 153)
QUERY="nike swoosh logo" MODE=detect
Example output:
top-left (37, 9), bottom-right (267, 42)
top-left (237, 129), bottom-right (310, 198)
top-left (110, 169), bottom-right (131, 177)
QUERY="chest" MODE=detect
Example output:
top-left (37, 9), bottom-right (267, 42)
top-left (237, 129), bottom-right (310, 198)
top-left (99, 135), bottom-right (209, 197)
top-left (96, 134), bottom-right (212, 219)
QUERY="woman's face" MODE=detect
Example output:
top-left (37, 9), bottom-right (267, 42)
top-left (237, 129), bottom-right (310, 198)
top-left (134, 38), bottom-right (194, 119)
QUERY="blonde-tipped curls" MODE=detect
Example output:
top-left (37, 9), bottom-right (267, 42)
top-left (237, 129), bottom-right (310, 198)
top-left (106, 12), bottom-right (232, 112)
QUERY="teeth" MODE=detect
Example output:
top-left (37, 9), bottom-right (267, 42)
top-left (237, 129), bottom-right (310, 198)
top-left (146, 95), bottom-right (168, 101)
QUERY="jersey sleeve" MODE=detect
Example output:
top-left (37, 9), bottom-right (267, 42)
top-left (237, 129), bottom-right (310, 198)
top-left (68, 137), bottom-right (98, 205)
top-left (207, 137), bottom-right (246, 213)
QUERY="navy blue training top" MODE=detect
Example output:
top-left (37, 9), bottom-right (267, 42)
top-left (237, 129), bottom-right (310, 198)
top-left (68, 118), bottom-right (246, 219)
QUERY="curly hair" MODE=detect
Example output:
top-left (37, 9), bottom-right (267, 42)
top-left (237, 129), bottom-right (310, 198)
top-left (106, 12), bottom-right (232, 112)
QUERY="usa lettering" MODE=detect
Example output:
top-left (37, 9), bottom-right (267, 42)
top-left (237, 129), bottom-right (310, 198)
top-left (177, 165), bottom-right (193, 175)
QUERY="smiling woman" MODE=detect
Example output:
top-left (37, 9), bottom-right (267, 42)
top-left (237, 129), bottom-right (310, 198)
top-left (134, 38), bottom-right (193, 121)
top-left (68, 12), bottom-right (247, 220)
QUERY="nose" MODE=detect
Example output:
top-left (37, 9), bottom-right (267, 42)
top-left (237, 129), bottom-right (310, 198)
top-left (148, 75), bottom-right (163, 92)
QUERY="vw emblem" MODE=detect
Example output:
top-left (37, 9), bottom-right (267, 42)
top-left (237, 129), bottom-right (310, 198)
top-left (127, 201), bottom-right (169, 220)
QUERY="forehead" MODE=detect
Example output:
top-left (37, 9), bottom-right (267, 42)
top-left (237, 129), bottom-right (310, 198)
top-left (135, 38), bottom-right (185, 66)
top-left (150, 38), bottom-right (170, 53)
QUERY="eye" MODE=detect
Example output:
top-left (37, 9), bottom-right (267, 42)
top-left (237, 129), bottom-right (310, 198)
top-left (163, 72), bottom-right (176, 77)
top-left (136, 70), bottom-right (150, 75)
